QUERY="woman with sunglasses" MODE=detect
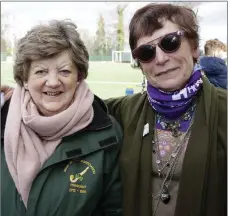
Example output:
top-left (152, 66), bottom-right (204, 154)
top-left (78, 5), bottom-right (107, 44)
top-left (106, 3), bottom-right (227, 216)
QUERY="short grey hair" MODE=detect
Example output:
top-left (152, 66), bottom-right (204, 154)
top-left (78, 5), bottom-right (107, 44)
top-left (14, 19), bottom-right (89, 86)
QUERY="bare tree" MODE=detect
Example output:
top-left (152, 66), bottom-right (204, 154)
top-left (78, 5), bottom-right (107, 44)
top-left (78, 28), bottom-right (94, 55)
top-left (116, 4), bottom-right (128, 51)
top-left (104, 3), bottom-right (128, 50)
top-left (1, 11), bottom-right (17, 56)
top-left (171, 1), bottom-right (202, 21)
top-left (172, 1), bottom-right (201, 8)
top-left (1, 11), bottom-right (10, 53)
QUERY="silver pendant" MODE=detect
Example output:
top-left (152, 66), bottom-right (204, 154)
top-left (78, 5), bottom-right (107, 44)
top-left (160, 121), bottom-right (168, 129)
top-left (161, 185), bottom-right (171, 204)
top-left (156, 160), bottom-right (161, 164)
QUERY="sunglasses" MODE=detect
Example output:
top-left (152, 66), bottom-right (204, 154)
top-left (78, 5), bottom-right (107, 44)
top-left (132, 30), bottom-right (185, 63)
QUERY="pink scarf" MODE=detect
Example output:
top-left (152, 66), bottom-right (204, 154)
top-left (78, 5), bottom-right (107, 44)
top-left (4, 80), bottom-right (94, 207)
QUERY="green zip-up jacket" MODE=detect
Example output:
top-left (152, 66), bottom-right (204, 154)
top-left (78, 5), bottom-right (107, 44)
top-left (105, 76), bottom-right (227, 216)
top-left (1, 95), bottom-right (123, 216)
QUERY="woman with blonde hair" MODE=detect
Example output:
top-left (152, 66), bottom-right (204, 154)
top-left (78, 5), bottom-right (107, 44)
top-left (200, 39), bottom-right (227, 89)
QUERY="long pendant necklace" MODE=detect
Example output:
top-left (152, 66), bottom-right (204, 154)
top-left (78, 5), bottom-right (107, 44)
top-left (151, 109), bottom-right (195, 216)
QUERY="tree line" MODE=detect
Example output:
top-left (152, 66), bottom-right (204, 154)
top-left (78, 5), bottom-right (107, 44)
top-left (1, 4), bottom-right (128, 58)
top-left (81, 4), bottom-right (127, 57)
top-left (1, 2), bottom-right (202, 57)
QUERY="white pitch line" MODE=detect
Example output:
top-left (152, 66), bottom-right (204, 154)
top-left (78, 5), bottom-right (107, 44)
top-left (87, 81), bottom-right (141, 85)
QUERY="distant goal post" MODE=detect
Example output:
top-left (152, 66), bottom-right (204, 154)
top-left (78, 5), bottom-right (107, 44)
top-left (112, 50), bottom-right (134, 64)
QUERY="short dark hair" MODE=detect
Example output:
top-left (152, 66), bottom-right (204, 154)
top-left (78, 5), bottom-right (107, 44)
top-left (14, 19), bottom-right (89, 86)
top-left (129, 3), bottom-right (199, 52)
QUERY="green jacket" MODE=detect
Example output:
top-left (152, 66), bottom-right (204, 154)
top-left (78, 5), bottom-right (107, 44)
top-left (1, 96), bottom-right (123, 216)
top-left (105, 76), bottom-right (227, 216)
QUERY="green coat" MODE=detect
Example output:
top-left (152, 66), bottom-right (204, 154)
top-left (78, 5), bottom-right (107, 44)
top-left (105, 76), bottom-right (227, 216)
top-left (1, 96), bottom-right (123, 216)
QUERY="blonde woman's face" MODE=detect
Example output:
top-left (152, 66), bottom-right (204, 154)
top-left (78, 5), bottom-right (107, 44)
top-left (26, 50), bottom-right (79, 116)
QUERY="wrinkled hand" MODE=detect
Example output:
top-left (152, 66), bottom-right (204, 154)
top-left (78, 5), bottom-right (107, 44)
top-left (1, 85), bottom-right (14, 102)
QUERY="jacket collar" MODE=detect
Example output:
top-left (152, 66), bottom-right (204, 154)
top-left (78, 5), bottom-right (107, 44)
top-left (201, 75), bottom-right (213, 125)
top-left (84, 94), bottom-right (112, 131)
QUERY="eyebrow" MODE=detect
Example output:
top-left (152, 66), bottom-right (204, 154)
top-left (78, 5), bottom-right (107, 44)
top-left (30, 64), bottom-right (47, 71)
top-left (58, 62), bottom-right (73, 69)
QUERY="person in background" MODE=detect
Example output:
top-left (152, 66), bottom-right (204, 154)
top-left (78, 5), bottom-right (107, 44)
top-left (200, 39), bottom-right (227, 89)
top-left (1, 20), bottom-right (122, 216)
top-left (106, 3), bottom-right (227, 216)
top-left (1, 85), bottom-right (14, 107)
top-left (203, 38), bottom-right (227, 59)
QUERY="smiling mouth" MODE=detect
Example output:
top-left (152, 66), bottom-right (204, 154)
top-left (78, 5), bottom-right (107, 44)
top-left (157, 68), bottom-right (179, 77)
top-left (43, 92), bottom-right (62, 96)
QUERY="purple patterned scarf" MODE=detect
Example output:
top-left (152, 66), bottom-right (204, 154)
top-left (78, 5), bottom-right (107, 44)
top-left (147, 65), bottom-right (203, 119)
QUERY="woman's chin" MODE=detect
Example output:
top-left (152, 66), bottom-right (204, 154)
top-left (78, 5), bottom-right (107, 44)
top-left (156, 80), bottom-right (184, 92)
top-left (39, 105), bottom-right (66, 117)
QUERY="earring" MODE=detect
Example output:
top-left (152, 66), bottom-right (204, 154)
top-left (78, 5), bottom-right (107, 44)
top-left (24, 83), bottom-right (28, 89)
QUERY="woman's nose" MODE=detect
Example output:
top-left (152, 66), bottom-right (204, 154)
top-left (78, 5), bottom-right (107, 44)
top-left (155, 46), bottom-right (169, 65)
top-left (45, 73), bottom-right (61, 88)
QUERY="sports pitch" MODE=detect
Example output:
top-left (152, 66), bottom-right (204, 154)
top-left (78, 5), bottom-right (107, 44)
top-left (1, 61), bottom-right (144, 99)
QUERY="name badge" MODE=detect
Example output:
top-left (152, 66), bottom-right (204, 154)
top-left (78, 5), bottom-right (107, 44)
top-left (143, 123), bottom-right (149, 137)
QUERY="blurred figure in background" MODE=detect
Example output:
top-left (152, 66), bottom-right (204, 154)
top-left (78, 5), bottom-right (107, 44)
top-left (200, 39), bottom-right (227, 89)
top-left (1, 85), bottom-right (14, 107)
top-left (203, 38), bottom-right (227, 59)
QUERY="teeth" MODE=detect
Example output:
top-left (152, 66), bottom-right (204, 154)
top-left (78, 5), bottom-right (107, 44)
top-left (46, 92), bottom-right (60, 96)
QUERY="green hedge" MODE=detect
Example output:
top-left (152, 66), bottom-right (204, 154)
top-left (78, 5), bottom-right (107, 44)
top-left (89, 56), bottom-right (112, 61)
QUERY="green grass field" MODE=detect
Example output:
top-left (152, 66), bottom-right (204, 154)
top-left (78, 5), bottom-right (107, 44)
top-left (1, 61), bottom-right (144, 98)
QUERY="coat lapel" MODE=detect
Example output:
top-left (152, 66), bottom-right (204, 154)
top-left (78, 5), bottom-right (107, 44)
top-left (174, 77), bottom-right (213, 216)
top-left (139, 99), bottom-right (155, 216)
top-left (120, 94), bottom-right (153, 216)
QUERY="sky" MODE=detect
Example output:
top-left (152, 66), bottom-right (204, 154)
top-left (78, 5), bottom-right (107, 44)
top-left (1, 2), bottom-right (227, 50)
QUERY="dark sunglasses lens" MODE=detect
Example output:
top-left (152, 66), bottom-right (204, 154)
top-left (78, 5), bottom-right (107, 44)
top-left (160, 34), bottom-right (181, 52)
top-left (135, 45), bottom-right (156, 62)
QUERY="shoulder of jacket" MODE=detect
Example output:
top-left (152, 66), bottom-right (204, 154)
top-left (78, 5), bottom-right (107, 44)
top-left (108, 115), bottom-right (123, 141)
top-left (101, 115), bottom-right (122, 171)
top-left (216, 87), bottom-right (227, 120)
top-left (216, 87), bottom-right (227, 102)
top-left (120, 92), bottom-right (147, 108)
